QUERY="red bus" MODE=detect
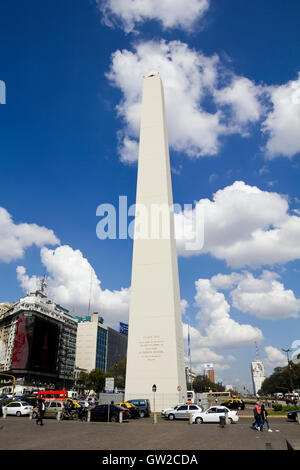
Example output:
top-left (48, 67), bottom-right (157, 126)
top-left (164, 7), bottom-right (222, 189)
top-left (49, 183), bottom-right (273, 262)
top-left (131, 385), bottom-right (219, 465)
top-left (37, 390), bottom-right (68, 401)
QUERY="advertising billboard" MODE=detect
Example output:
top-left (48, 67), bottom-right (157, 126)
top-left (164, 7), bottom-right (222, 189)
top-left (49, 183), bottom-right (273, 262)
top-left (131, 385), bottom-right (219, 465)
top-left (119, 322), bottom-right (128, 336)
top-left (11, 314), bottom-right (59, 374)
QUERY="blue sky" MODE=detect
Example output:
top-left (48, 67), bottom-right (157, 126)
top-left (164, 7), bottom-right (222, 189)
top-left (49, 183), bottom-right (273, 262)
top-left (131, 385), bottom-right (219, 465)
top-left (1, 0), bottom-right (300, 391)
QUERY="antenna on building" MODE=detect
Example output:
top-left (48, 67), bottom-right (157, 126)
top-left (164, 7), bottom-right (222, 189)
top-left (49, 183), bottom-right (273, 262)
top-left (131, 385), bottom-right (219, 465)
top-left (255, 341), bottom-right (259, 360)
top-left (40, 275), bottom-right (47, 295)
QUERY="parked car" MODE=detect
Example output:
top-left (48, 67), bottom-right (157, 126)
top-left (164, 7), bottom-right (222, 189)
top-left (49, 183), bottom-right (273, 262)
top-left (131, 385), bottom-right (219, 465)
top-left (87, 397), bottom-right (98, 405)
top-left (78, 400), bottom-right (91, 408)
top-left (221, 398), bottom-right (245, 410)
top-left (2, 401), bottom-right (33, 417)
top-left (32, 400), bottom-right (65, 419)
top-left (127, 399), bottom-right (151, 418)
top-left (287, 409), bottom-right (300, 422)
top-left (192, 406), bottom-right (239, 424)
top-left (115, 402), bottom-right (140, 419)
top-left (162, 404), bottom-right (203, 421)
top-left (20, 396), bottom-right (37, 407)
top-left (81, 404), bottom-right (129, 422)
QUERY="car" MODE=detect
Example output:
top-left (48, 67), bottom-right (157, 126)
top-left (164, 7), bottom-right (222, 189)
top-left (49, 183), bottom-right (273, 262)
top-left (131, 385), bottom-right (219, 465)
top-left (287, 409), bottom-right (300, 422)
top-left (221, 399), bottom-right (245, 410)
top-left (162, 404), bottom-right (203, 421)
top-left (127, 399), bottom-right (151, 418)
top-left (19, 396), bottom-right (37, 407)
top-left (78, 400), bottom-right (91, 408)
top-left (87, 397), bottom-right (98, 405)
top-left (32, 400), bottom-right (65, 419)
top-left (161, 404), bottom-right (184, 417)
top-left (81, 404), bottom-right (129, 422)
top-left (2, 401), bottom-right (33, 416)
top-left (192, 406), bottom-right (239, 424)
top-left (115, 402), bottom-right (140, 419)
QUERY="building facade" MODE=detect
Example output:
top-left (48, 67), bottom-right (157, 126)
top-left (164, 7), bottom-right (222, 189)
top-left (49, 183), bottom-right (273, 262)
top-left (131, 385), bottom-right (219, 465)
top-left (0, 290), bottom-right (77, 389)
top-left (75, 313), bottom-right (108, 372)
top-left (74, 313), bottom-right (128, 373)
top-left (204, 363), bottom-right (215, 384)
top-left (185, 366), bottom-right (196, 386)
top-left (251, 359), bottom-right (266, 395)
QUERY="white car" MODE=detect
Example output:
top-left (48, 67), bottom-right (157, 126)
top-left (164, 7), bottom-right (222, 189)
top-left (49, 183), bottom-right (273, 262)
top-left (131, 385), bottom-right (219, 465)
top-left (162, 404), bottom-right (203, 420)
top-left (3, 401), bottom-right (33, 417)
top-left (78, 400), bottom-right (90, 408)
top-left (192, 406), bottom-right (239, 424)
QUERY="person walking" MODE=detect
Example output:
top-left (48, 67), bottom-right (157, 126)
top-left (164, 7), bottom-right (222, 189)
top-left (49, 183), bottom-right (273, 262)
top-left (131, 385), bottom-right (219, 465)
top-left (252, 400), bottom-right (263, 431)
top-left (36, 398), bottom-right (45, 426)
top-left (261, 403), bottom-right (272, 432)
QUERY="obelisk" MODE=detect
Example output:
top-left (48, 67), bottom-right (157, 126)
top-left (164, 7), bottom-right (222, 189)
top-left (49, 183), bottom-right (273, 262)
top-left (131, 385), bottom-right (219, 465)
top-left (125, 72), bottom-right (187, 412)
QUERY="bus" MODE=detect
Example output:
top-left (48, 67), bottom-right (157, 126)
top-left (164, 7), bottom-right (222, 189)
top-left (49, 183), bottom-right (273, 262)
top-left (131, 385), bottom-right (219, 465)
top-left (37, 390), bottom-right (68, 401)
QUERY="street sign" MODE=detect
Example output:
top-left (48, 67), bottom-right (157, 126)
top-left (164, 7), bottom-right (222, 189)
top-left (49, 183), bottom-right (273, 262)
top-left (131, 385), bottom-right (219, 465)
top-left (152, 384), bottom-right (157, 393)
top-left (105, 377), bottom-right (115, 393)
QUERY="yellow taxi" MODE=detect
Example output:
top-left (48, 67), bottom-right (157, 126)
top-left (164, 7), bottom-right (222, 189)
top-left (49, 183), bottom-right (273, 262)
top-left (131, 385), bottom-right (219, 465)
top-left (115, 401), bottom-right (140, 418)
top-left (221, 398), bottom-right (245, 410)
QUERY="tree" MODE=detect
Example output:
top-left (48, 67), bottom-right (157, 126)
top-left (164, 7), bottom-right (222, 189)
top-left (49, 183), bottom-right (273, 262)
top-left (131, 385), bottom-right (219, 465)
top-left (106, 359), bottom-right (126, 389)
top-left (260, 363), bottom-right (300, 395)
top-left (86, 369), bottom-right (106, 393)
top-left (192, 375), bottom-right (225, 393)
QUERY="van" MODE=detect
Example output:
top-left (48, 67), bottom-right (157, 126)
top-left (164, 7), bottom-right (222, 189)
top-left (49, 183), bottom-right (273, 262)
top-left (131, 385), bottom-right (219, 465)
top-left (127, 399), bottom-right (151, 418)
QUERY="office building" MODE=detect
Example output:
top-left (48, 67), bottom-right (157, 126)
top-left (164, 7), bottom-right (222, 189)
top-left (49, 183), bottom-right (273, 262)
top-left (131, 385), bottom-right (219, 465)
top-left (0, 287), bottom-right (77, 389)
top-left (251, 359), bottom-right (266, 395)
top-left (204, 363), bottom-right (215, 383)
top-left (75, 313), bottom-right (128, 373)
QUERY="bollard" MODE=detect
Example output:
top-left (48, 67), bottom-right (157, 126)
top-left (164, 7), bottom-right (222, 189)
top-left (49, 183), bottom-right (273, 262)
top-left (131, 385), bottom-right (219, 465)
top-left (87, 410), bottom-right (91, 422)
top-left (153, 412), bottom-right (157, 424)
top-left (56, 410), bottom-right (62, 421)
top-left (297, 412), bottom-right (300, 425)
top-left (189, 413), bottom-right (193, 425)
top-left (29, 410), bottom-right (33, 420)
top-left (3, 408), bottom-right (7, 419)
top-left (119, 412), bottom-right (123, 424)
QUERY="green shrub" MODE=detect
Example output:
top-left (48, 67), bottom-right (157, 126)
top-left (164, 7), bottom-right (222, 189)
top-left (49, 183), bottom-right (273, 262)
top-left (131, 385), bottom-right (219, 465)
top-left (272, 403), bottom-right (283, 411)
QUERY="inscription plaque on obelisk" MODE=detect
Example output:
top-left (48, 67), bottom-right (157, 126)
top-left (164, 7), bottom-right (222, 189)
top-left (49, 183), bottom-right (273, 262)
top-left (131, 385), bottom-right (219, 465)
top-left (125, 72), bottom-right (187, 412)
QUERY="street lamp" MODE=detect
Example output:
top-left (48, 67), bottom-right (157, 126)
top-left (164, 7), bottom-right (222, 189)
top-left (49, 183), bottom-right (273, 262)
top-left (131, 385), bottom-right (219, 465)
top-left (282, 348), bottom-right (294, 391)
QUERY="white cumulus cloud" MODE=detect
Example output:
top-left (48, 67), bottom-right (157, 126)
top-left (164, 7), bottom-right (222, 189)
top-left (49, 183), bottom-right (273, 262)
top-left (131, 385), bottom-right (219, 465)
top-left (263, 346), bottom-right (287, 375)
top-left (211, 270), bottom-right (300, 320)
top-left (106, 40), bottom-right (265, 163)
top-left (193, 278), bottom-right (263, 350)
top-left (0, 207), bottom-right (59, 263)
top-left (175, 181), bottom-right (300, 269)
top-left (263, 73), bottom-right (300, 159)
top-left (98, 0), bottom-right (210, 33)
top-left (17, 245), bottom-right (130, 327)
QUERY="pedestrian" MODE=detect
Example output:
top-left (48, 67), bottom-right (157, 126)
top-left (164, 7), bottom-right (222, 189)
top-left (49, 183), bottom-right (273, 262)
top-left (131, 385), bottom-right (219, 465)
top-left (252, 400), bottom-right (263, 431)
top-left (36, 398), bottom-right (45, 426)
top-left (261, 403), bottom-right (272, 432)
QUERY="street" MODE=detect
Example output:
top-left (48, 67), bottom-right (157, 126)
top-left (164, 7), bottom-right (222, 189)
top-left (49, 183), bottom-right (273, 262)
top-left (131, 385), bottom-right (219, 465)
top-left (0, 414), bottom-right (298, 451)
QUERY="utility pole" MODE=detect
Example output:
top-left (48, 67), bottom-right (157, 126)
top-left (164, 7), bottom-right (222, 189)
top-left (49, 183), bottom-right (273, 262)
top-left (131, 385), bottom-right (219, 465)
top-left (282, 348), bottom-right (294, 391)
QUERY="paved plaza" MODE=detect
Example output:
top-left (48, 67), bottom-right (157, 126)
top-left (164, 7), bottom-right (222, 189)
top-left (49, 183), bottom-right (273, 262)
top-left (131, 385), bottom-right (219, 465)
top-left (0, 414), bottom-right (298, 451)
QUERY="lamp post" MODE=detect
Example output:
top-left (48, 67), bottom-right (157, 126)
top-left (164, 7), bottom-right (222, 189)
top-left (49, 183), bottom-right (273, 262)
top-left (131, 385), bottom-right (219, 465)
top-left (282, 348), bottom-right (294, 391)
top-left (152, 384), bottom-right (157, 423)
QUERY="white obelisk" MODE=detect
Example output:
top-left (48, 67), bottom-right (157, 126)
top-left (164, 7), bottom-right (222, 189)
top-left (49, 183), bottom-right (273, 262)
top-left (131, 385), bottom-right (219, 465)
top-left (125, 72), bottom-right (187, 412)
